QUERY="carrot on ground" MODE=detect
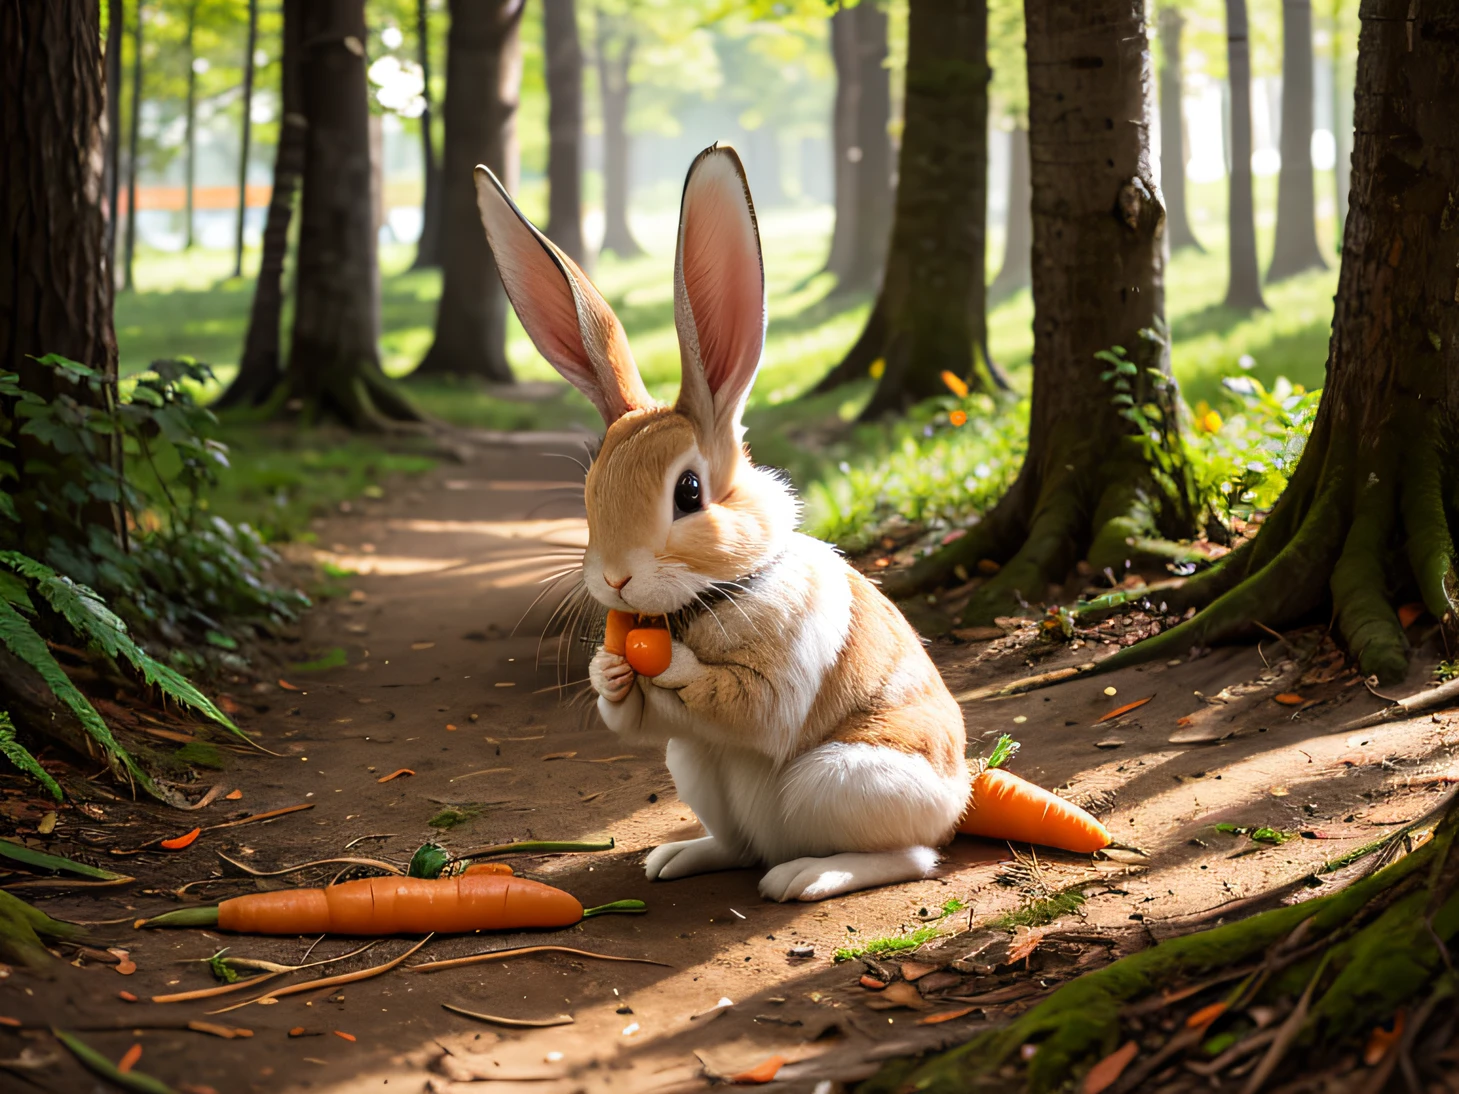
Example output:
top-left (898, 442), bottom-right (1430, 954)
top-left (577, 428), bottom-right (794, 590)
top-left (957, 752), bottom-right (1110, 854)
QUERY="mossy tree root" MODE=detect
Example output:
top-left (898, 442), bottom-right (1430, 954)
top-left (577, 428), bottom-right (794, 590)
top-left (263, 365), bottom-right (426, 432)
top-left (865, 799), bottom-right (1459, 1094)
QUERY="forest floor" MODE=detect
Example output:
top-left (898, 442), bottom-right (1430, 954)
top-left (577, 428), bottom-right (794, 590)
top-left (5, 434), bottom-right (1457, 1094)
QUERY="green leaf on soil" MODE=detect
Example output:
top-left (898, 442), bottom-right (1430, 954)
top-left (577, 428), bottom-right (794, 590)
top-left (428, 805), bottom-right (484, 830)
top-left (1214, 823), bottom-right (1293, 844)
top-left (204, 630), bottom-right (238, 650)
top-left (174, 741), bottom-right (226, 769)
top-left (0, 837), bottom-right (132, 881)
top-left (834, 925), bottom-right (940, 962)
top-left (0, 890), bottom-right (85, 968)
top-left (53, 1028), bottom-right (179, 1094)
top-left (0, 710), bottom-right (62, 801)
top-left (289, 646), bottom-right (348, 673)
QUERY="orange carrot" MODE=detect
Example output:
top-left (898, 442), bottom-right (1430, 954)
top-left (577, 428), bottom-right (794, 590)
top-left (604, 610), bottom-right (635, 656)
top-left (461, 862), bottom-right (514, 876)
top-left (625, 626), bottom-right (672, 677)
top-left (1096, 695), bottom-right (1153, 723)
top-left (160, 828), bottom-right (202, 850)
top-left (143, 873), bottom-right (585, 934)
top-left (117, 1043), bottom-right (143, 1073)
top-left (957, 768), bottom-right (1110, 853)
top-left (730, 1054), bottom-right (787, 1084)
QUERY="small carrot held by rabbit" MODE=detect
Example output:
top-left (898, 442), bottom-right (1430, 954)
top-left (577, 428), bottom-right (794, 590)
top-left (604, 610), bottom-right (672, 677)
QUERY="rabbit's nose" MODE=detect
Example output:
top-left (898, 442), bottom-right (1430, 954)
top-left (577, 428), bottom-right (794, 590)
top-left (605, 574), bottom-right (632, 591)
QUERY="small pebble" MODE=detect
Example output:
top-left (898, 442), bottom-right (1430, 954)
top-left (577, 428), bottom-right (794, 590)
top-left (1103, 686), bottom-right (1118, 696)
top-left (787, 944), bottom-right (815, 959)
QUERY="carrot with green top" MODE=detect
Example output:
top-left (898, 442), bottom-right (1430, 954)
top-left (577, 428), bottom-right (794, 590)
top-left (957, 736), bottom-right (1111, 853)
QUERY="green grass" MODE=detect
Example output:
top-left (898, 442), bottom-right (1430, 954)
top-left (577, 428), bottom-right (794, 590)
top-left (991, 889), bottom-right (1087, 929)
top-left (834, 924), bottom-right (941, 963)
top-left (113, 169), bottom-right (1344, 549)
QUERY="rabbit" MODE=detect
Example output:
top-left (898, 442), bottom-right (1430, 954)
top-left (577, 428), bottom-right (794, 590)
top-left (473, 144), bottom-right (969, 901)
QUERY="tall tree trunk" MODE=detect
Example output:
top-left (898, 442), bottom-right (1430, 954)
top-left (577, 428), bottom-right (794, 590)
top-left (183, 0), bottom-right (197, 251)
top-left (278, 0), bottom-right (416, 425)
top-left (1, 0), bottom-right (121, 523)
top-left (219, 0), bottom-right (303, 410)
top-left (232, 0), bottom-right (258, 280)
top-left (821, 6), bottom-right (858, 279)
top-left (988, 123), bottom-right (1031, 302)
top-left (1332, 0), bottom-right (1350, 242)
top-left (410, 0), bottom-right (442, 270)
top-left (1267, 0), bottom-right (1327, 280)
top-left (105, 0), bottom-right (123, 268)
top-left (1077, 0), bottom-right (1459, 687)
top-left (887, 0), bottom-right (1196, 613)
top-left (815, 0), bottom-right (998, 413)
top-left (596, 10), bottom-right (642, 259)
top-left (842, 0), bottom-right (893, 293)
top-left (543, 0), bottom-right (586, 266)
top-left (1158, 7), bottom-right (1202, 252)
top-left (122, 0), bottom-right (143, 293)
top-left (1224, 0), bottom-right (1267, 309)
top-left (415, 0), bottom-right (523, 381)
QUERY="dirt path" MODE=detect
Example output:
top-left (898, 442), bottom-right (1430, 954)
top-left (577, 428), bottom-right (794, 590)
top-left (8, 436), bottom-right (1459, 1093)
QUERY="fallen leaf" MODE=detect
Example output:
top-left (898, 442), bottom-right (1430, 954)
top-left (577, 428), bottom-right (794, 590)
top-left (288, 1027), bottom-right (321, 1038)
top-left (541, 752), bottom-right (577, 761)
top-left (899, 960), bottom-right (938, 982)
top-left (1273, 693), bottom-right (1304, 706)
top-left (224, 790), bottom-right (243, 801)
top-left (161, 827), bottom-right (202, 850)
top-left (730, 1054), bottom-right (787, 1084)
top-left (118, 1043), bottom-right (143, 1073)
top-left (1008, 926), bottom-right (1046, 964)
top-left (1364, 1010), bottom-right (1405, 1066)
top-left (859, 975), bottom-right (886, 990)
top-left (115, 959), bottom-right (137, 975)
top-left (1185, 1001), bottom-right (1227, 1029)
top-left (1096, 696), bottom-right (1153, 723)
top-left (117, 992), bottom-right (137, 1003)
top-left (1176, 715), bottom-right (1194, 727)
top-left (494, 682), bottom-right (516, 688)
top-left (1082, 1040), bottom-right (1138, 1094)
top-left (333, 1030), bottom-right (356, 1042)
top-left (1398, 603), bottom-right (1424, 628)
top-left (864, 980), bottom-right (929, 1011)
top-left (976, 559), bottom-right (1000, 575)
top-left (37, 812), bottom-right (57, 835)
top-left (376, 768), bottom-right (414, 783)
top-left (410, 642), bottom-right (436, 651)
top-left (278, 679), bottom-right (300, 691)
top-left (917, 1005), bottom-right (979, 1025)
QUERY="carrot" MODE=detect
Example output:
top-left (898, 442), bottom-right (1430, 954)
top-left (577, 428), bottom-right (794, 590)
top-left (160, 828), bottom-right (201, 851)
top-left (117, 1043), bottom-right (143, 1073)
top-left (140, 873), bottom-right (584, 935)
top-left (956, 737), bottom-right (1110, 853)
top-left (604, 609), bottom-right (635, 656)
top-left (625, 625), bottom-right (672, 677)
top-left (461, 862), bottom-right (513, 876)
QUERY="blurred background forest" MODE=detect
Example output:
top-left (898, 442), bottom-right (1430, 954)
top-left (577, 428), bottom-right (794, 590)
top-left (104, 0), bottom-right (1354, 548)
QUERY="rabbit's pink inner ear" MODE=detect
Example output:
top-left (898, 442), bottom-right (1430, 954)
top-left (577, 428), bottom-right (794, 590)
top-left (474, 166), bottom-right (647, 423)
top-left (675, 146), bottom-right (766, 422)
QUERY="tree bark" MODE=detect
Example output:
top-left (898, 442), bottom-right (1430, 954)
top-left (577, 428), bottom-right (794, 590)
top-left (183, 0), bottom-right (197, 251)
top-left (821, 6), bottom-right (857, 280)
top-left (105, 0), bottom-right (123, 269)
top-left (122, 0), bottom-right (143, 293)
top-left (596, 9), bottom-right (642, 259)
top-left (1224, 0), bottom-right (1267, 309)
top-left (1158, 7), bottom-right (1202, 252)
top-left (988, 123), bottom-right (1031, 301)
top-left (232, 0), bottom-right (258, 280)
top-left (279, 0), bottom-right (417, 424)
top-left (218, 0), bottom-right (303, 410)
top-left (543, 0), bottom-right (586, 266)
top-left (843, 0), bottom-right (893, 292)
top-left (1267, 0), bottom-right (1328, 281)
top-left (886, 0), bottom-right (1196, 613)
top-left (410, 0), bottom-right (442, 270)
top-left (1332, 0), bottom-right (1350, 241)
top-left (414, 0), bottom-right (523, 382)
top-left (1085, 0), bottom-right (1459, 685)
top-left (816, 0), bottom-right (996, 414)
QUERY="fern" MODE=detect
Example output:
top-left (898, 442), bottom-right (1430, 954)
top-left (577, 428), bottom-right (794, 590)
top-left (0, 710), bottom-right (61, 801)
top-left (0, 597), bottom-right (155, 796)
top-left (0, 551), bottom-right (244, 740)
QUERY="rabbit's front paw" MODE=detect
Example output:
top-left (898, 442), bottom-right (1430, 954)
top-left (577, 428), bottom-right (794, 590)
top-left (648, 640), bottom-right (700, 690)
top-left (590, 647), bottom-right (636, 704)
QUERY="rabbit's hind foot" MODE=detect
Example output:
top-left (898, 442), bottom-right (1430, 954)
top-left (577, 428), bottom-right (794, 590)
top-left (757, 846), bottom-right (938, 902)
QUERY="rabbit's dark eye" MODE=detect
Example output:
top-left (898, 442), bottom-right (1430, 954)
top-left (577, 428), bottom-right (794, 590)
top-left (673, 470), bottom-right (702, 517)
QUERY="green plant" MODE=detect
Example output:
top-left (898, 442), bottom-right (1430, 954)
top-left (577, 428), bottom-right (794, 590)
top-left (834, 924), bottom-right (941, 963)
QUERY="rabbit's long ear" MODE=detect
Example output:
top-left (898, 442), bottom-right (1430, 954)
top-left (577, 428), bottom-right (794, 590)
top-left (672, 145), bottom-right (766, 458)
top-left (474, 165), bottom-right (651, 424)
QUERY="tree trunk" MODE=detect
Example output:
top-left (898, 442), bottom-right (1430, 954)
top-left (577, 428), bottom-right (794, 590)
top-left (1332, 0), bottom-right (1350, 242)
top-left (1267, 0), bottom-right (1328, 281)
top-left (183, 0), bottom-right (197, 251)
top-left (886, 0), bottom-right (1197, 614)
top-left (543, 0), bottom-right (586, 266)
top-left (988, 123), bottom-right (1031, 302)
top-left (815, 0), bottom-right (997, 413)
top-left (842, 0), bottom-right (893, 293)
top-left (105, 0), bottom-right (123, 268)
top-left (410, 0), bottom-right (442, 270)
top-left (414, 0), bottom-right (523, 382)
top-left (1224, 0), bottom-right (1267, 309)
top-left (218, 0), bottom-right (303, 410)
top-left (278, 0), bottom-right (417, 425)
top-left (821, 6), bottom-right (858, 280)
top-left (232, 0), bottom-right (258, 280)
top-left (596, 10), bottom-right (642, 259)
top-left (1158, 7), bottom-right (1202, 252)
top-left (122, 0), bottom-right (143, 293)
